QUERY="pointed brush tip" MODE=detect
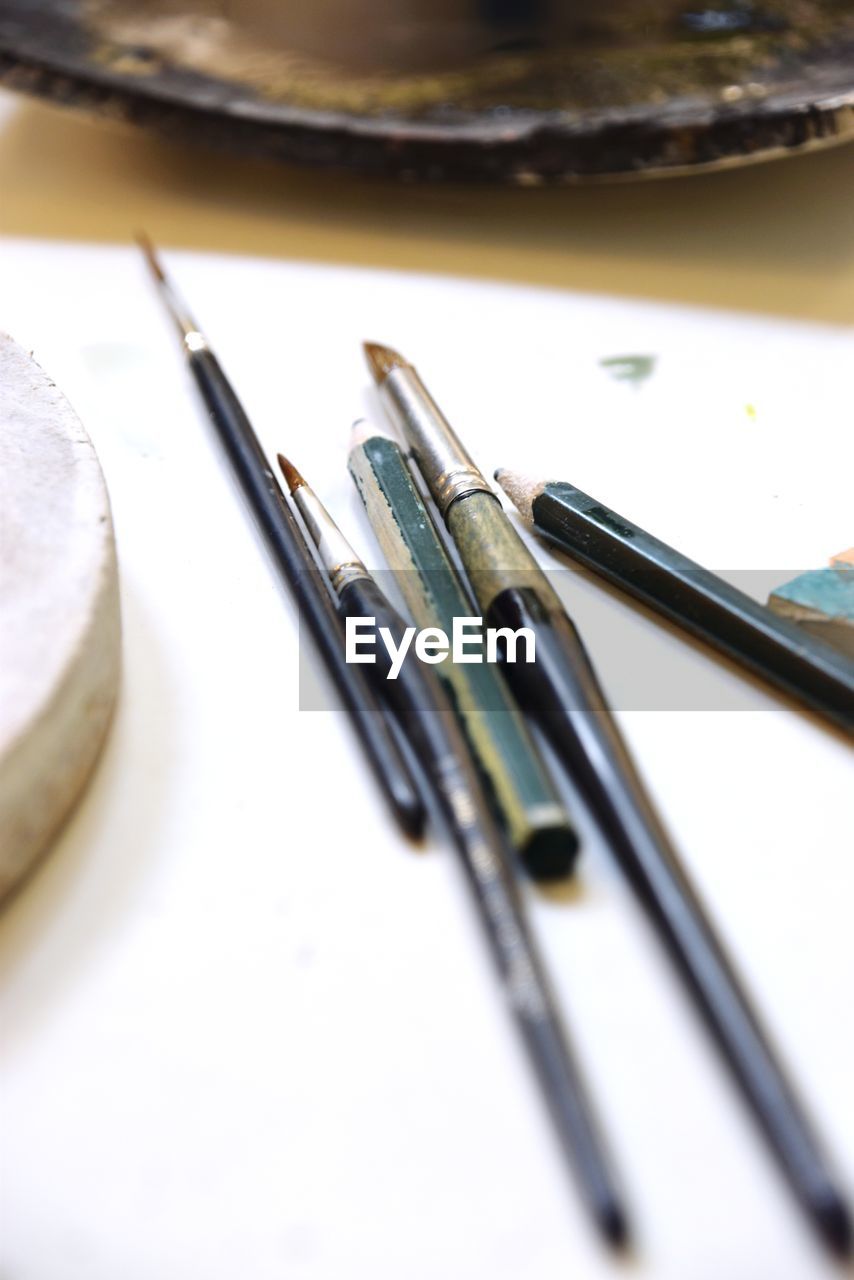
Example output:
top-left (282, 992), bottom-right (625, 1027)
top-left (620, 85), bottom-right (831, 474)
top-left (276, 453), bottom-right (306, 494)
top-left (135, 231), bottom-right (165, 280)
top-left (363, 341), bottom-right (407, 383)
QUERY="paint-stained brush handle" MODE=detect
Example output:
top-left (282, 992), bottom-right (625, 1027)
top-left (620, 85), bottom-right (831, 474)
top-left (348, 430), bottom-right (579, 881)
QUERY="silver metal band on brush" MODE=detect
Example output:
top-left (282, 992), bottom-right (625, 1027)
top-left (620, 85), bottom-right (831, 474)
top-left (290, 484), bottom-right (370, 595)
top-left (379, 364), bottom-right (495, 518)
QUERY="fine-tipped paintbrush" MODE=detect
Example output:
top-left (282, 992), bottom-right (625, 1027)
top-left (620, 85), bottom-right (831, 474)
top-left (138, 236), bottom-right (425, 839)
top-left (277, 452), bottom-right (630, 1249)
top-left (348, 420), bottom-right (579, 882)
top-left (363, 340), bottom-right (852, 1259)
top-left (496, 471), bottom-right (854, 737)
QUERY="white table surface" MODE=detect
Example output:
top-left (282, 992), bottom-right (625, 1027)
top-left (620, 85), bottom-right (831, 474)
top-left (0, 88), bottom-right (852, 1280)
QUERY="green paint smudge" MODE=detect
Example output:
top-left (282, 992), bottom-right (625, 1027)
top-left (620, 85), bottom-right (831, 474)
top-left (599, 354), bottom-right (657, 388)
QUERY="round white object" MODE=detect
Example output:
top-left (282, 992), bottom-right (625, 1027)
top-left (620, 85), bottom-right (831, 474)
top-left (0, 332), bottom-right (121, 901)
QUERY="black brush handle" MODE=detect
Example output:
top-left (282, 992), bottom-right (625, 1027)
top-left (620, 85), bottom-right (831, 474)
top-left (489, 584), bottom-right (851, 1257)
top-left (338, 574), bottom-right (629, 1247)
top-left (532, 484), bottom-right (854, 736)
top-left (187, 349), bottom-right (425, 838)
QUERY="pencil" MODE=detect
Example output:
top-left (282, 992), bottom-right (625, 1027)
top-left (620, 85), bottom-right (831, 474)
top-left (137, 237), bottom-right (425, 839)
top-left (278, 452), bottom-right (630, 1249)
top-left (348, 421), bottom-right (579, 881)
top-left (495, 472), bottom-right (854, 736)
top-left (364, 340), bottom-right (852, 1258)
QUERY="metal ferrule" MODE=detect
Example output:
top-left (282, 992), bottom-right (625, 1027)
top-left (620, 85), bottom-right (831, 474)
top-left (160, 277), bottom-right (208, 351)
top-left (380, 364), bottom-right (496, 519)
top-left (184, 329), bottom-right (209, 354)
top-left (291, 483), bottom-right (370, 597)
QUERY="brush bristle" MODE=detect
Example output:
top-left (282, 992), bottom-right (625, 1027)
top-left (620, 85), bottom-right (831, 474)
top-left (363, 342), bottom-right (408, 384)
top-left (135, 231), bottom-right (166, 283)
top-left (277, 453), bottom-right (306, 494)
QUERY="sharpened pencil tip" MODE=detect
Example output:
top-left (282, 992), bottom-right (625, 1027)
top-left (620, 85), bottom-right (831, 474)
top-left (277, 454), bottom-right (306, 494)
top-left (493, 469), bottom-right (542, 528)
top-left (363, 341), bottom-right (408, 384)
top-left (350, 417), bottom-right (393, 451)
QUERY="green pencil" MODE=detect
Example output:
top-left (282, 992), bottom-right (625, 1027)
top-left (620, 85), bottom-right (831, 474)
top-left (348, 421), bottom-right (579, 881)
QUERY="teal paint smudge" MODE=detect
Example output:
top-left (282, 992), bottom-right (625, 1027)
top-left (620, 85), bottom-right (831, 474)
top-left (599, 354), bottom-right (657, 388)
top-left (772, 567), bottom-right (854, 621)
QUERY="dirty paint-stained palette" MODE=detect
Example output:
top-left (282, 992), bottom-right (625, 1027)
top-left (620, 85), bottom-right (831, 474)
top-left (0, 0), bottom-right (854, 181)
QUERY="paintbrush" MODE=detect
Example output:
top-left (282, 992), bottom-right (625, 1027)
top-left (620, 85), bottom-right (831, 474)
top-left (277, 451), bottom-right (630, 1249)
top-left (364, 340), bottom-right (852, 1258)
top-left (348, 420), bottom-right (579, 881)
top-left (138, 236), bottom-right (425, 839)
top-left (495, 472), bottom-right (854, 736)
